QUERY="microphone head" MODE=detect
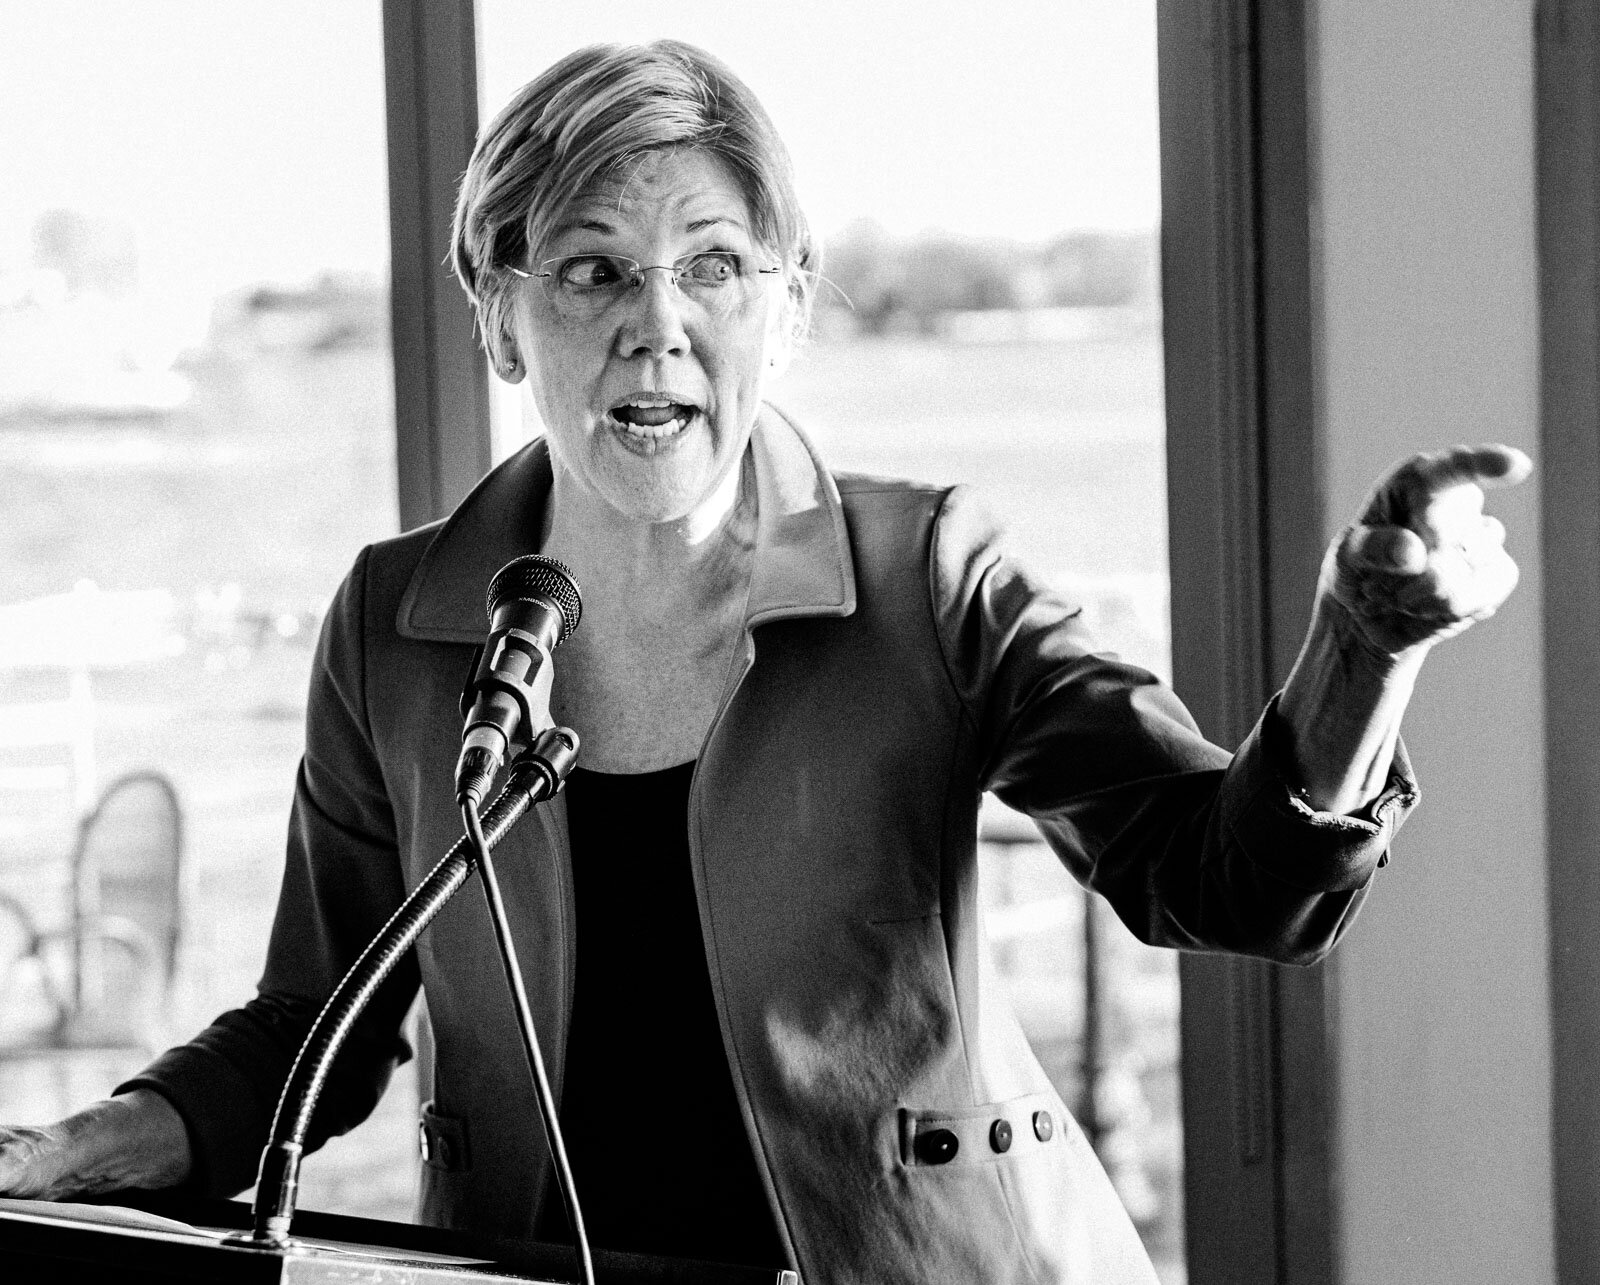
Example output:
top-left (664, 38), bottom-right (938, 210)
top-left (486, 555), bottom-right (583, 646)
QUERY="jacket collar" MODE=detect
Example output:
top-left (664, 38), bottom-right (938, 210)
top-left (396, 404), bottom-right (857, 642)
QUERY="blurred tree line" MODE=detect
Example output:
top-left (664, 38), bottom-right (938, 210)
top-left (818, 221), bottom-right (1159, 336)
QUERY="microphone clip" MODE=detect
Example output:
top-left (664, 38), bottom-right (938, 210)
top-left (455, 634), bottom-right (555, 806)
top-left (454, 554), bottom-right (582, 808)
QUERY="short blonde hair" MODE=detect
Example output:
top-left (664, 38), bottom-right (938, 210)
top-left (451, 40), bottom-right (816, 357)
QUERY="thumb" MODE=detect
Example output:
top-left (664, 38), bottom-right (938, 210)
top-left (1344, 523), bottom-right (1428, 575)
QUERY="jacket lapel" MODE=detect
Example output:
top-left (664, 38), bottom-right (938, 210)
top-left (745, 403), bottom-right (857, 626)
top-left (395, 438), bottom-right (552, 642)
top-left (395, 406), bottom-right (857, 643)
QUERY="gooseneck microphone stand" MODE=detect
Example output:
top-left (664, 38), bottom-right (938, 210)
top-left (237, 725), bottom-right (592, 1284)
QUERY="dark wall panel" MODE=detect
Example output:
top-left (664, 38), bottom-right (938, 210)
top-left (1537, 5), bottom-right (1600, 1282)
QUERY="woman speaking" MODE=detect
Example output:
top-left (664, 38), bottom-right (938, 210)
top-left (0, 39), bottom-right (1526, 1285)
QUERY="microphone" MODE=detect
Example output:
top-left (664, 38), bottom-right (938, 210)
top-left (455, 555), bottom-right (582, 806)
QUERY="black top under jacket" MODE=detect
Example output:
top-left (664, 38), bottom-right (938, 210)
top-left (535, 761), bottom-right (787, 1269)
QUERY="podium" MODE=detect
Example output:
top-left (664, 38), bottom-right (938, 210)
top-left (0, 1194), bottom-right (800, 1284)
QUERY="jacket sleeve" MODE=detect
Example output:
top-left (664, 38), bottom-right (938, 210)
top-left (930, 484), bottom-right (1418, 964)
top-left (119, 544), bottom-right (420, 1196)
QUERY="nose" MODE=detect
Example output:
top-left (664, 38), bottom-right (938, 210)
top-left (614, 268), bottom-right (690, 360)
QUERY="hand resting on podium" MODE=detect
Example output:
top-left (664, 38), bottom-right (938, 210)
top-left (0, 1089), bottom-right (190, 1201)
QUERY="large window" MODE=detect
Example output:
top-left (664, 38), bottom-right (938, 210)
top-left (0, 2), bottom-right (410, 1216)
top-left (0, 6), bottom-right (1189, 1273)
top-left (478, 5), bottom-right (1182, 1278)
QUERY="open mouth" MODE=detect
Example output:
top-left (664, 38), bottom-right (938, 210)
top-left (605, 395), bottom-right (702, 441)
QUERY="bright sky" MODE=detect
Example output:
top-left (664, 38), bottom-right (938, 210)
top-left (0, 0), bottom-right (1159, 298)
top-left (478, 0), bottom-right (1162, 242)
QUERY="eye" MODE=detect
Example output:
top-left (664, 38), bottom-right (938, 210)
top-left (677, 252), bottom-right (740, 285)
top-left (555, 255), bottom-right (630, 290)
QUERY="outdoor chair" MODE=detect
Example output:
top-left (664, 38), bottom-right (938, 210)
top-left (0, 769), bottom-right (184, 1062)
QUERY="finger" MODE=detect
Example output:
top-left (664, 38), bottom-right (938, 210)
top-left (1364, 446), bottom-right (1530, 530)
top-left (1407, 444), bottom-right (1532, 495)
top-left (1458, 514), bottom-right (1507, 558)
top-left (1415, 492), bottom-right (1502, 553)
top-left (1344, 523), bottom-right (1428, 575)
top-left (1389, 545), bottom-right (1520, 619)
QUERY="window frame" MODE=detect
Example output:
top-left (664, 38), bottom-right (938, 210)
top-left (384, 0), bottom-right (492, 532)
top-left (1156, 2), bottom-right (1331, 1282)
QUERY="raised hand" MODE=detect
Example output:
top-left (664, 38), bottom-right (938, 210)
top-left (1277, 443), bottom-right (1530, 814)
top-left (1323, 444), bottom-right (1531, 659)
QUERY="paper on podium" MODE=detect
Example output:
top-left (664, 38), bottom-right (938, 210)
top-left (0, 1197), bottom-right (499, 1267)
top-left (0, 1196), bottom-right (800, 1282)
top-left (0, 1196), bottom-right (216, 1238)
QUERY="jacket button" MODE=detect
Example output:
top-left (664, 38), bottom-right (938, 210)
top-left (914, 1128), bottom-right (960, 1165)
top-left (1032, 1110), bottom-right (1055, 1142)
top-left (989, 1119), bottom-right (1013, 1153)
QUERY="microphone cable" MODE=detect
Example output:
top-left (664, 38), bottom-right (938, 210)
top-left (461, 794), bottom-right (595, 1285)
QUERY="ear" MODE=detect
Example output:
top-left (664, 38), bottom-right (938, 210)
top-left (485, 327), bottom-right (525, 384)
top-left (481, 293), bottom-right (526, 383)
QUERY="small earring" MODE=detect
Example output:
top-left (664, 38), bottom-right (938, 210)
top-left (503, 355), bottom-right (521, 379)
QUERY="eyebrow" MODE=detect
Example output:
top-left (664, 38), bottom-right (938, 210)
top-left (687, 215), bottom-right (748, 234)
top-left (546, 213), bottom-right (750, 242)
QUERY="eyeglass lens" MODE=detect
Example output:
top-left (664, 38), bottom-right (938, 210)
top-left (535, 252), bottom-right (772, 317)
